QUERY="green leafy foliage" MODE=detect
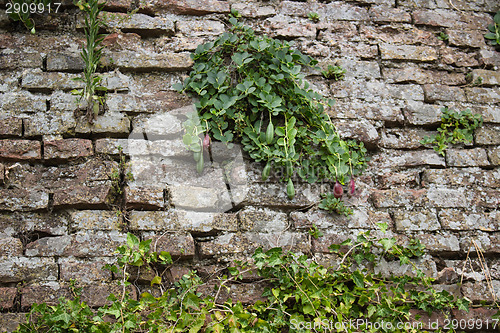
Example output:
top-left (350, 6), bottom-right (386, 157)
top-left (318, 193), bottom-right (353, 216)
top-left (176, 16), bottom-right (367, 204)
top-left (321, 64), bottom-right (346, 81)
top-left (420, 107), bottom-right (483, 156)
top-left (437, 32), bottom-right (449, 41)
top-left (307, 12), bottom-right (320, 23)
top-left (15, 226), bottom-right (484, 332)
top-left (484, 11), bottom-right (500, 47)
top-left (71, 0), bottom-right (108, 122)
top-left (6, 0), bottom-right (54, 33)
top-left (307, 224), bottom-right (323, 239)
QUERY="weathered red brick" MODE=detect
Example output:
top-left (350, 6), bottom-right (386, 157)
top-left (441, 47), bottom-right (479, 67)
top-left (447, 29), bottom-right (486, 48)
top-left (21, 283), bottom-right (72, 307)
top-left (167, 266), bottom-right (191, 283)
top-left (452, 307), bottom-right (499, 328)
top-left (21, 69), bottom-right (83, 91)
top-left (200, 232), bottom-right (310, 257)
top-left (424, 84), bottom-right (466, 102)
top-left (0, 257), bottom-right (58, 283)
top-left (0, 139), bottom-right (41, 160)
top-left (125, 186), bottom-right (165, 210)
top-left (0, 237), bottom-right (23, 257)
top-left (147, 233), bottom-right (196, 257)
top-left (370, 188), bottom-right (427, 208)
top-left (4, 159), bottom-right (116, 192)
top-left (70, 210), bottom-right (122, 231)
top-left (422, 168), bottom-right (500, 188)
top-left (80, 283), bottom-right (136, 307)
top-left (0, 52), bottom-right (42, 69)
top-left (0, 189), bottom-right (48, 211)
top-left (380, 43), bottom-right (437, 62)
top-left (369, 5), bottom-right (411, 23)
top-left (461, 281), bottom-right (500, 302)
top-left (0, 117), bottom-right (22, 136)
top-left (0, 287), bottom-right (17, 309)
top-left (0, 211), bottom-right (68, 237)
top-left (43, 138), bottom-right (93, 160)
top-left (416, 233), bottom-right (460, 253)
top-left (46, 52), bottom-right (85, 72)
top-left (228, 283), bottom-right (267, 304)
top-left (59, 258), bottom-right (112, 283)
top-left (142, 0), bottom-right (230, 15)
top-left (52, 185), bottom-right (112, 209)
top-left (62, 231), bottom-right (127, 257)
top-left (25, 235), bottom-right (71, 257)
top-left (377, 170), bottom-right (421, 189)
top-left (101, 51), bottom-right (193, 71)
top-left (465, 87), bottom-right (500, 104)
top-left (0, 313), bottom-right (26, 332)
top-left (413, 9), bottom-right (490, 30)
top-left (446, 148), bottom-right (490, 167)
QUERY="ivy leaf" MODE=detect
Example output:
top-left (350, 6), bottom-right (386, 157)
top-left (352, 270), bottom-right (364, 288)
top-left (380, 238), bottom-right (396, 252)
top-left (151, 276), bottom-right (162, 286)
top-left (52, 312), bottom-right (71, 324)
top-left (126, 233), bottom-right (139, 248)
top-left (377, 222), bottom-right (388, 233)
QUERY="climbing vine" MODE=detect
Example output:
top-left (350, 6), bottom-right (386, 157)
top-left (175, 15), bottom-right (367, 209)
top-left (15, 224), bottom-right (481, 332)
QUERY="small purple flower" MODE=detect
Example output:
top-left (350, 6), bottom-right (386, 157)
top-left (348, 177), bottom-right (355, 196)
top-left (333, 181), bottom-right (343, 198)
top-left (203, 133), bottom-right (211, 150)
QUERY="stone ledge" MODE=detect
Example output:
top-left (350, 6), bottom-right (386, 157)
top-left (0, 189), bottom-right (48, 211)
top-left (43, 138), bottom-right (93, 161)
top-left (0, 139), bottom-right (41, 160)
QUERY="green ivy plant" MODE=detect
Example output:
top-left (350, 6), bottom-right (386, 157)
top-left (420, 107), bottom-right (483, 156)
top-left (174, 16), bottom-right (367, 203)
top-left (71, 0), bottom-right (108, 122)
top-left (484, 11), bottom-right (500, 48)
top-left (15, 224), bottom-right (483, 332)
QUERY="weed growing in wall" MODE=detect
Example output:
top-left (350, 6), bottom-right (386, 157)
top-left (71, 0), bottom-right (108, 122)
top-left (321, 64), bottom-right (346, 81)
top-left (484, 11), bottom-right (500, 48)
top-left (420, 107), bottom-right (483, 156)
top-left (174, 15), bottom-right (367, 210)
top-left (15, 224), bottom-right (480, 332)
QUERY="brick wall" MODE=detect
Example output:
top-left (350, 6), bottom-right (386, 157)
top-left (0, 0), bottom-right (499, 330)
